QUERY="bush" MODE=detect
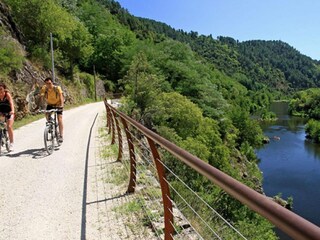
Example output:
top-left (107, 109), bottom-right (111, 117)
top-left (305, 119), bottom-right (320, 142)
top-left (0, 28), bottom-right (24, 74)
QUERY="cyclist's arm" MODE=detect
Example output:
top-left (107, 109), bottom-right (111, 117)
top-left (58, 87), bottom-right (64, 108)
top-left (39, 85), bottom-right (47, 110)
top-left (6, 92), bottom-right (15, 115)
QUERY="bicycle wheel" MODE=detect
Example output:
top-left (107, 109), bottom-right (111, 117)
top-left (0, 131), bottom-right (2, 155)
top-left (44, 125), bottom-right (54, 155)
top-left (4, 129), bottom-right (10, 152)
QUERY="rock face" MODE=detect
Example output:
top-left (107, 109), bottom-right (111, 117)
top-left (0, 2), bottom-right (47, 119)
top-left (0, 1), bottom-right (23, 44)
top-left (0, 2), bottom-right (106, 119)
top-left (0, 2), bottom-right (73, 119)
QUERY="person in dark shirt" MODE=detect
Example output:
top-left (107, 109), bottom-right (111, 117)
top-left (0, 83), bottom-right (15, 151)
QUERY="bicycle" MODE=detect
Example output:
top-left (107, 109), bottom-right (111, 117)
top-left (0, 113), bottom-right (10, 154)
top-left (39, 109), bottom-right (61, 155)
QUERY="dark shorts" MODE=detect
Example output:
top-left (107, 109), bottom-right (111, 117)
top-left (47, 105), bottom-right (63, 115)
top-left (0, 113), bottom-right (13, 121)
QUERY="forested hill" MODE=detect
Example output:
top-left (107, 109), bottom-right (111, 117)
top-left (0, 0), bottom-right (292, 237)
top-left (104, 0), bottom-right (320, 93)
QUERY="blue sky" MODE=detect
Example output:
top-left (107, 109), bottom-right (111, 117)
top-left (116, 0), bottom-right (320, 60)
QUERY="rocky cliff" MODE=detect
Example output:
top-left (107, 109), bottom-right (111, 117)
top-left (0, 2), bottom-right (53, 119)
top-left (0, 2), bottom-right (105, 120)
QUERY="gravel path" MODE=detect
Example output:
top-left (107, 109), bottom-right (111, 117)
top-left (0, 102), bottom-right (104, 240)
top-left (0, 102), bottom-right (157, 240)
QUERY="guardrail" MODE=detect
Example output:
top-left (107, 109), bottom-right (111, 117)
top-left (104, 100), bottom-right (320, 240)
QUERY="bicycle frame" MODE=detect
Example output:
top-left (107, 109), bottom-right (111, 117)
top-left (0, 113), bottom-right (10, 154)
top-left (39, 109), bottom-right (61, 154)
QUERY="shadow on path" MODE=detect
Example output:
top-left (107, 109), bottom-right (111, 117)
top-left (86, 193), bottom-right (129, 206)
top-left (81, 113), bottom-right (98, 240)
top-left (6, 148), bottom-right (47, 159)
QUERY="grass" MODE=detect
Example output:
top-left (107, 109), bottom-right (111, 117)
top-left (112, 199), bottom-right (147, 233)
top-left (14, 113), bottom-right (43, 129)
top-left (113, 200), bottom-right (142, 214)
top-left (100, 144), bottom-right (118, 159)
top-left (108, 165), bottom-right (128, 185)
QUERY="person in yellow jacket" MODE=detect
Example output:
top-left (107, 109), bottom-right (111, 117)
top-left (40, 77), bottom-right (64, 143)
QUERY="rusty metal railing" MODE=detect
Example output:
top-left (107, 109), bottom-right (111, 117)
top-left (104, 100), bottom-right (320, 240)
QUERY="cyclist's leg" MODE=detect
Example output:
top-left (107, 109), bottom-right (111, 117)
top-left (57, 110), bottom-right (63, 140)
top-left (46, 105), bottom-right (53, 121)
top-left (7, 115), bottom-right (14, 143)
top-left (6, 115), bottom-right (14, 151)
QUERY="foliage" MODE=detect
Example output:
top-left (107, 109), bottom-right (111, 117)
top-left (305, 119), bottom-right (320, 143)
top-left (120, 52), bottom-right (170, 127)
top-left (0, 27), bottom-right (24, 74)
top-left (5, 0), bottom-right (75, 47)
top-left (236, 40), bottom-right (320, 90)
top-left (77, 71), bottom-right (95, 97)
top-left (1, 0), bottom-right (293, 237)
top-left (288, 87), bottom-right (320, 144)
top-left (55, 20), bottom-right (94, 77)
top-left (150, 92), bottom-right (203, 139)
top-left (76, 1), bottom-right (136, 82)
top-left (259, 109), bottom-right (277, 121)
top-left (289, 88), bottom-right (320, 118)
top-left (228, 105), bottom-right (264, 148)
top-left (4, 0), bottom-right (93, 78)
top-left (107, 1), bottom-right (320, 96)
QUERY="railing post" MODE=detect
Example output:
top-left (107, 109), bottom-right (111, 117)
top-left (105, 100), bottom-right (122, 161)
top-left (104, 100), bottom-right (112, 133)
top-left (146, 137), bottom-right (174, 240)
top-left (109, 108), bottom-right (116, 145)
top-left (113, 113), bottom-right (123, 162)
top-left (120, 117), bottom-right (136, 193)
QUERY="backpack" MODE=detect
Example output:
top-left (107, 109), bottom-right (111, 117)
top-left (44, 85), bottom-right (66, 103)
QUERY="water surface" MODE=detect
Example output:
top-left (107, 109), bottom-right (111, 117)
top-left (256, 102), bottom-right (320, 239)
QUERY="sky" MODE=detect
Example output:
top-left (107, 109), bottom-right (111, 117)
top-left (116, 0), bottom-right (320, 60)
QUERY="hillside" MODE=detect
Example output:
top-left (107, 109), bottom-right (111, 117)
top-left (0, 1), bottom-right (105, 120)
top-left (106, 0), bottom-right (320, 93)
top-left (0, 0), bottom-right (301, 238)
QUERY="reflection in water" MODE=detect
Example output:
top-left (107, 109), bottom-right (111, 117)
top-left (260, 116), bottom-right (306, 133)
top-left (304, 139), bottom-right (320, 160)
top-left (256, 101), bottom-right (320, 240)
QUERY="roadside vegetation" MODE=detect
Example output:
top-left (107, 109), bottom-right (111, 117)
top-left (289, 88), bottom-right (320, 142)
top-left (3, 0), bottom-right (320, 238)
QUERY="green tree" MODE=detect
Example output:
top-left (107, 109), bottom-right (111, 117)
top-left (151, 92), bottom-right (203, 139)
top-left (5, 0), bottom-right (75, 48)
top-left (305, 119), bottom-right (320, 142)
top-left (121, 52), bottom-right (166, 123)
top-left (228, 106), bottom-right (264, 148)
top-left (56, 21), bottom-right (93, 78)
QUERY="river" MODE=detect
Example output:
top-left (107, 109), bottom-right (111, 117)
top-left (256, 101), bottom-right (320, 240)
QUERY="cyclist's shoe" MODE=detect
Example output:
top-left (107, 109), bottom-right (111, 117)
top-left (58, 137), bottom-right (63, 143)
top-left (9, 143), bottom-right (14, 152)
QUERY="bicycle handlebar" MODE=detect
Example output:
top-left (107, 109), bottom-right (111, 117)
top-left (0, 112), bottom-right (11, 117)
top-left (38, 109), bottom-right (61, 113)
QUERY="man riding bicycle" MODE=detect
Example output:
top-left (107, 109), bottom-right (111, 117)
top-left (40, 77), bottom-right (64, 143)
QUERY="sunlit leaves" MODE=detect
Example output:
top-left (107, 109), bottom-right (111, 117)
top-left (151, 92), bottom-right (203, 139)
top-left (0, 28), bottom-right (24, 74)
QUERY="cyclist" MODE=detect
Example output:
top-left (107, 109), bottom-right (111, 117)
top-left (40, 77), bottom-right (64, 143)
top-left (0, 83), bottom-right (15, 151)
